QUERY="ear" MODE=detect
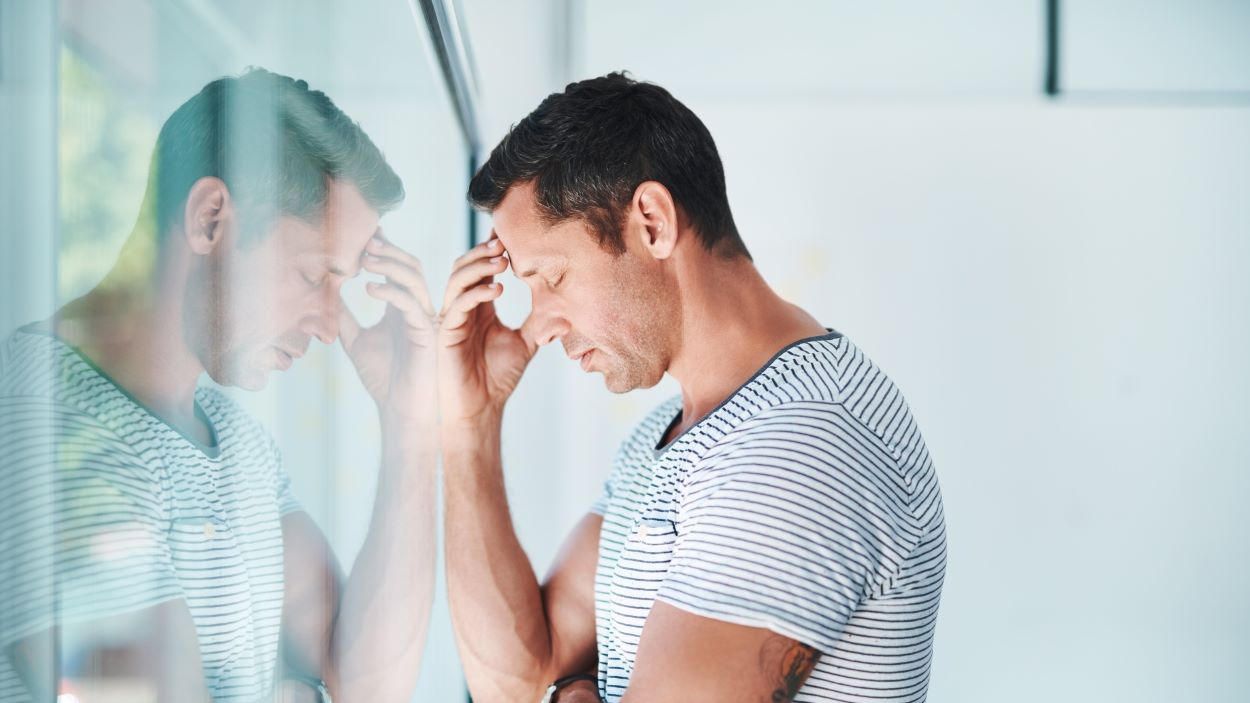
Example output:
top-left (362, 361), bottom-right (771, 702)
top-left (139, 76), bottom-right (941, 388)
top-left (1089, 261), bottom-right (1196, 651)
top-left (182, 176), bottom-right (233, 256)
top-left (631, 180), bottom-right (679, 261)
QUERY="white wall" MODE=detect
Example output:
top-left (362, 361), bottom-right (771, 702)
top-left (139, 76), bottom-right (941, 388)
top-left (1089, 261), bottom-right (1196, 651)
top-left (462, 1), bottom-right (1250, 700)
top-left (698, 102), bottom-right (1250, 702)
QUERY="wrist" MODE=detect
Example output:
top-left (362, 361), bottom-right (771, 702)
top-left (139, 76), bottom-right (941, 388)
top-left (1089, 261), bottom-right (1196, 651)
top-left (441, 409), bottom-right (503, 446)
top-left (378, 395), bottom-right (438, 432)
top-left (379, 405), bottom-right (437, 441)
top-left (547, 675), bottom-right (600, 703)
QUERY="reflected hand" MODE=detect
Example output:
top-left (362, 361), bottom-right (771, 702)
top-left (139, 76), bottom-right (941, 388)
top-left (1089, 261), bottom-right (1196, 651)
top-left (339, 231), bottom-right (438, 424)
top-left (437, 234), bottom-right (536, 424)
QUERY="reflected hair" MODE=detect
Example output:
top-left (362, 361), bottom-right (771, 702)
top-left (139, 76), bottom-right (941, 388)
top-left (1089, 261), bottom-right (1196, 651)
top-left (468, 71), bottom-right (749, 259)
top-left (151, 67), bottom-right (404, 246)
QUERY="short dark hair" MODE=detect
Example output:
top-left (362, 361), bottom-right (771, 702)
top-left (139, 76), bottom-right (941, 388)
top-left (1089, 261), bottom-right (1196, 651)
top-left (468, 72), bottom-right (748, 259)
top-left (152, 67), bottom-right (404, 246)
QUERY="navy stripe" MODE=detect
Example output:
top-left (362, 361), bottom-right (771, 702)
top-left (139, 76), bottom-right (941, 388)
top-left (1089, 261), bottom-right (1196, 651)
top-left (593, 333), bottom-right (946, 702)
top-left (0, 329), bottom-right (299, 702)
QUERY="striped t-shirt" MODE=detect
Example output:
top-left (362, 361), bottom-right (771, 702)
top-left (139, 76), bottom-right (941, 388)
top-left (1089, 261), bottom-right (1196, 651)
top-left (0, 326), bottom-right (301, 702)
top-left (590, 331), bottom-right (946, 702)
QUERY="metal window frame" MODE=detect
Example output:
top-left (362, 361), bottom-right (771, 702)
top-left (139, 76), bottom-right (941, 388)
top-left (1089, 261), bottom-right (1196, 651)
top-left (1044, 0), bottom-right (1250, 105)
top-left (410, 0), bottom-right (483, 247)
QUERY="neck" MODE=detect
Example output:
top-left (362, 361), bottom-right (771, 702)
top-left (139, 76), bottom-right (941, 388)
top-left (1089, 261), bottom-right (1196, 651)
top-left (666, 251), bottom-right (827, 428)
top-left (54, 226), bottom-right (206, 424)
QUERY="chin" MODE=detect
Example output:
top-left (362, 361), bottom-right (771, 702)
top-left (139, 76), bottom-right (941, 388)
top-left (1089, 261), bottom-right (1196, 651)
top-left (603, 366), bottom-right (664, 394)
top-left (206, 357), bottom-right (272, 391)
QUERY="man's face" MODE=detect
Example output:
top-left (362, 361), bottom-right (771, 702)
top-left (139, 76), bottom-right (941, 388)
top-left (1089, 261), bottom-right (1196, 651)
top-left (190, 179), bottom-right (379, 390)
top-left (493, 182), bottom-right (679, 393)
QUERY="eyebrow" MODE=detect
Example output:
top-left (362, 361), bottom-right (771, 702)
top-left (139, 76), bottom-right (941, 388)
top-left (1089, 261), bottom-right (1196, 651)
top-left (327, 227), bottom-right (380, 277)
top-left (513, 257), bottom-right (563, 280)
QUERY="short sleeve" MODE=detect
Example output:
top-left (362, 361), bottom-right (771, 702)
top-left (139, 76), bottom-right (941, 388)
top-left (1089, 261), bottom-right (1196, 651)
top-left (654, 403), bottom-right (917, 653)
top-left (274, 464), bottom-right (303, 517)
top-left (256, 431), bottom-right (302, 517)
top-left (589, 465), bottom-right (618, 516)
top-left (0, 400), bottom-right (182, 646)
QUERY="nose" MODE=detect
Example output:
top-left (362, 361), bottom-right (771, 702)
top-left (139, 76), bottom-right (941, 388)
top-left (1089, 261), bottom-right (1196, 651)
top-left (536, 317), bottom-right (569, 347)
top-left (301, 286), bottom-right (341, 344)
top-left (524, 299), bottom-right (570, 348)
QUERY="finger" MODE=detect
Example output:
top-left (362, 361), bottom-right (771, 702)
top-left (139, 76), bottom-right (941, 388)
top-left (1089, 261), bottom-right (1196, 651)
top-left (441, 255), bottom-right (509, 314)
top-left (451, 235), bottom-right (504, 272)
top-left (362, 255), bottom-right (436, 316)
top-left (439, 281), bottom-right (504, 333)
top-left (369, 281), bottom-right (437, 333)
top-left (338, 302), bottom-right (362, 351)
top-left (366, 281), bottom-right (423, 316)
top-left (365, 232), bottom-right (425, 274)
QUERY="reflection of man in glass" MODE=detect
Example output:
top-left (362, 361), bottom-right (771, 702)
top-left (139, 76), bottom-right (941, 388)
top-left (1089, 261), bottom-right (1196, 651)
top-left (0, 69), bottom-right (436, 701)
top-left (438, 73), bottom-right (946, 702)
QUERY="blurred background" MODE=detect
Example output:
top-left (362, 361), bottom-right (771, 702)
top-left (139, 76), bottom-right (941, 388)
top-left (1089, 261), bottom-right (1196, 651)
top-left (2, 1), bottom-right (1248, 701)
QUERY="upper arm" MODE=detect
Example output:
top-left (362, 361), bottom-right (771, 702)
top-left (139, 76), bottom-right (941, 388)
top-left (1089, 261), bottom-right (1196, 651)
top-left (621, 601), bottom-right (819, 703)
top-left (539, 511), bottom-right (603, 679)
top-left (279, 511), bottom-right (345, 684)
top-left (654, 405), bottom-right (916, 655)
top-left (620, 406), bottom-right (917, 701)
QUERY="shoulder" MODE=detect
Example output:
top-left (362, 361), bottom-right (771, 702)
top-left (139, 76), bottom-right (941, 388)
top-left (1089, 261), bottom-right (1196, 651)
top-left (0, 333), bottom-right (169, 518)
top-left (686, 400), bottom-right (917, 528)
top-left (0, 379), bottom-right (151, 476)
top-left (759, 334), bottom-right (930, 471)
top-left (692, 400), bottom-right (859, 487)
top-left (0, 401), bottom-right (170, 532)
top-left (0, 326), bottom-right (73, 396)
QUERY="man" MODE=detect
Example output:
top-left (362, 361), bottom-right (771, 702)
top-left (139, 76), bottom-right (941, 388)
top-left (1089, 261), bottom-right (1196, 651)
top-left (0, 68), bottom-right (437, 701)
top-left (438, 73), bottom-right (946, 702)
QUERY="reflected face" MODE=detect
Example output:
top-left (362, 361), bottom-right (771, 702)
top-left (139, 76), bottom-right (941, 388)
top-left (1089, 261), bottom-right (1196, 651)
top-left (493, 182), bottom-right (678, 393)
top-left (188, 179), bottom-right (379, 390)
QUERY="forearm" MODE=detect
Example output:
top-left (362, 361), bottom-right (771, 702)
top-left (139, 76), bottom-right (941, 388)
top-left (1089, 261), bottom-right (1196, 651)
top-left (330, 416), bottom-right (438, 701)
top-left (443, 414), bottom-right (555, 703)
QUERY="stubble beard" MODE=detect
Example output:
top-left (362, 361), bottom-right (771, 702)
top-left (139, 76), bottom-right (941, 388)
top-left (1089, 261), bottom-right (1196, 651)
top-left (602, 263), bottom-right (680, 393)
top-left (184, 252), bottom-right (265, 390)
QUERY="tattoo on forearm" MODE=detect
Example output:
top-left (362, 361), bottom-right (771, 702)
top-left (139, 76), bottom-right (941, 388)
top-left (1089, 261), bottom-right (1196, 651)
top-left (759, 636), bottom-right (820, 702)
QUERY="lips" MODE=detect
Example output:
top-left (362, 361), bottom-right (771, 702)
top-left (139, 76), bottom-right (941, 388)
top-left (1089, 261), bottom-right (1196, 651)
top-left (565, 340), bottom-right (596, 372)
top-left (275, 345), bottom-right (308, 370)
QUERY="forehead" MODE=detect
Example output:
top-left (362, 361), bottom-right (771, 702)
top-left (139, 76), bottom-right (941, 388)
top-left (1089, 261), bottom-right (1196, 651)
top-left (493, 181), bottom-right (593, 271)
top-left (274, 179), bottom-right (379, 273)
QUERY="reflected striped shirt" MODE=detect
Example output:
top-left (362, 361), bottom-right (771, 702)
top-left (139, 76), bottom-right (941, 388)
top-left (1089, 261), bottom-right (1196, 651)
top-left (0, 326), bottom-right (301, 702)
top-left (590, 331), bottom-right (946, 702)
